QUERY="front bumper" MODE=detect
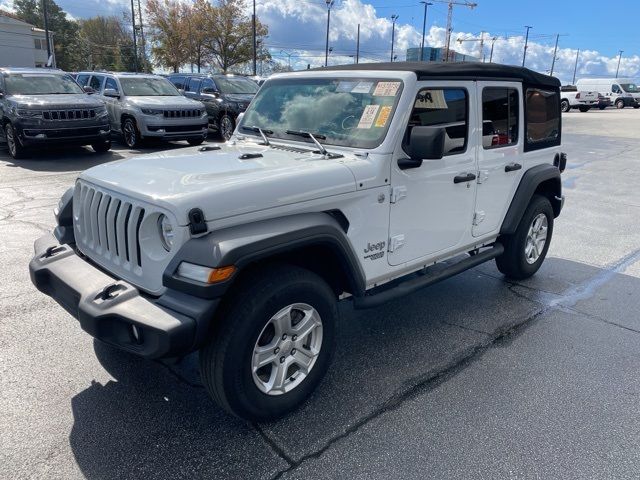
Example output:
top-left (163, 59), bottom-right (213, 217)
top-left (17, 123), bottom-right (111, 146)
top-left (138, 115), bottom-right (209, 139)
top-left (29, 233), bottom-right (219, 359)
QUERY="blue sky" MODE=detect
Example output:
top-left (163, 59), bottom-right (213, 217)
top-left (2, 0), bottom-right (638, 81)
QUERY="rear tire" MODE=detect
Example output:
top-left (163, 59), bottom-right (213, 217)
top-left (496, 194), bottom-right (554, 280)
top-left (4, 123), bottom-right (27, 159)
top-left (187, 137), bottom-right (205, 146)
top-left (616, 99), bottom-right (625, 109)
top-left (578, 106), bottom-right (590, 112)
top-left (560, 100), bottom-right (571, 113)
top-left (199, 264), bottom-right (337, 421)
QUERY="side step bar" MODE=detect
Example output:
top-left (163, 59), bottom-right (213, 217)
top-left (353, 243), bottom-right (504, 309)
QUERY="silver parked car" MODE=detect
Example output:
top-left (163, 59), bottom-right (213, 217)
top-left (76, 72), bottom-right (208, 148)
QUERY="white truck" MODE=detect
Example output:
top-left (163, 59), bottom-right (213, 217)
top-left (576, 78), bottom-right (640, 109)
top-left (559, 85), bottom-right (598, 112)
top-left (30, 63), bottom-right (566, 421)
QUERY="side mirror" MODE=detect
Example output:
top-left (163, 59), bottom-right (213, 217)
top-left (399, 126), bottom-right (446, 169)
top-left (103, 88), bottom-right (120, 98)
top-left (83, 85), bottom-right (95, 94)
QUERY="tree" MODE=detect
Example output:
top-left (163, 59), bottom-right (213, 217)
top-left (78, 16), bottom-right (136, 71)
top-left (203, 0), bottom-right (269, 73)
top-left (146, 0), bottom-right (188, 72)
top-left (13, 0), bottom-right (82, 70)
top-left (182, 0), bottom-right (210, 73)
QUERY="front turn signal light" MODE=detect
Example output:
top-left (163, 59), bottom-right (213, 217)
top-left (177, 262), bottom-right (236, 284)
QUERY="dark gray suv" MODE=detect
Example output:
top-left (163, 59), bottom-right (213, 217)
top-left (0, 68), bottom-right (111, 159)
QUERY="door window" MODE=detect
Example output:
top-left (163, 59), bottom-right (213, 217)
top-left (170, 75), bottom-right (186, 90)
top-left (187, 77), bottom-right (201, 92)
top-left (200, 78), bottom-right (216, 92)
top-left (482, 88), bottom-right (519, 149)
top-left (76, 74), bottom-right (90, 86)
top-left (104, 77), bottom-right (119, 93)
top-left (403, 88), bottom-right (468, 156)
top-left (525, 88), bottom-right (560, 150)
top-left (89, 75), bottom-right (104, 92)
top-left (612, 84), bottom-right (621, 94)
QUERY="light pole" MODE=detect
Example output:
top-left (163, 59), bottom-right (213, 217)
top-left (522, 25), bottom-right (532, 67)
top-left (572, 48), bottom-right (580, 85)
top-left (419, 2), bottom-right (432, 62)
top-left (616, 50), bottom-right (623, 78)
top-left (390, 14), bottom-right (398, 62)
top-left (356, 23), bottom-right (360, 64)
top-left (280, 50), bottom-right (293, 70)
top-left (489, 36), bottom-right (497, 63)
top-left (550, 33), bottom-right (559, 76)
top-left (325, 0), bottom-right (334, 67)
top-left (252, 0), bottom-right (257, 76)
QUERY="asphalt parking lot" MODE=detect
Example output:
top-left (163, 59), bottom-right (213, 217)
top-left (2, 110), bottom-right (640, 479)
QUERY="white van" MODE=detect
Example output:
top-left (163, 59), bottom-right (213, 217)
top-left (576, 78), bottom-right (640, 109)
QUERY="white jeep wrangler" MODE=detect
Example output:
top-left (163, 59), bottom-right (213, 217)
top-left (30, 63), bottom-right (565, 421)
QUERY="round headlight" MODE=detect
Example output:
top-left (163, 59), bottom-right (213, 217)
top-left (157, 214), bottom-right (175, 251)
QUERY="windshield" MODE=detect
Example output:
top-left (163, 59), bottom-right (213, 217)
top-left (620, 83), bottom-right (639, 93)
top-left (4, 73), bottom-right (83, 95)
top-left (240, 77), bottom-right (403, 149)
top-left (216, 77), bottom-right (259, 95)
top-left (120, 77), bottom-right (180, 96)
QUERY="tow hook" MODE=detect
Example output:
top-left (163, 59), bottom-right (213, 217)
top-left (96, 283), bottom-right (125, 301)
top-left (42, 245), bottom-right (65, 259)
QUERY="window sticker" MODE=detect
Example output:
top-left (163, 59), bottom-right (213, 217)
top-left (351, 81), bottom-right (374, 94)
top-left (374, 105), bottom-right (392, 127)
top-left (373, 81), bottom-right (401, 96)
top-left (415, 89), bottom-right (448, 109)
top-left (336, 81), bottom-right (358, 92)
top-left (357, 105), bottom-right (380, 128)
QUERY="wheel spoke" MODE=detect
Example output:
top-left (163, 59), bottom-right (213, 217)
top-left (270, 358), bottom-right (291, 393)
top-left (292, 348), bottom-right (315, 374)
top-left (291, 307), bottom-right (320, 342)
top-left (253, 345), bottom-right (277, 370)
top-left (271, 306), bottom-right (292, 338)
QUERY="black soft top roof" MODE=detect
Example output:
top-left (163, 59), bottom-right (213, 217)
top-left (317, 62), bottom-right (560, 89)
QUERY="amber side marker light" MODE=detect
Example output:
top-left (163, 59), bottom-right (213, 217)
top-left (177, 262), bottom-right (236, 284)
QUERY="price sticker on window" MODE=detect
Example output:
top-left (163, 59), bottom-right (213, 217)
top-left (374, 106), bottom-right (392, 127)
top-left (357, 105), bottom-right (380, 129)
top-left (373, 81), bottom-right (401, 96)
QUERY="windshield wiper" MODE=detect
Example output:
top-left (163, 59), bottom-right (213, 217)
top-left (285, 130), bottom-right (328, 156)
top-left (241, 125), bottom-right (273, 145)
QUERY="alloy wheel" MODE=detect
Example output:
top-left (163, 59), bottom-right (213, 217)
top-left (251, 303), bottom-right (323, 396)
top-left (220, 116), bottom-right (234, 141)
top-left (6, 125), bottom-right (16, 157)
top-left (524, 213), bottom-right (548, 264)
top-left (123, 121), bottom-right (137, 147)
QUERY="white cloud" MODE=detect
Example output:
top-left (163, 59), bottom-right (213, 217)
top-left (256, 0), bottom-right (639, 84)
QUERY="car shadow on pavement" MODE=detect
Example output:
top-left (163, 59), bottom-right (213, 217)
top-left (67, 256), bottom-right (640, 479)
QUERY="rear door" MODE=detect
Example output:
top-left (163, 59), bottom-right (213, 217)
top-left (473, 82), bottom-right (523, 237)
top-left (388, 82), bottom-right (478, 266)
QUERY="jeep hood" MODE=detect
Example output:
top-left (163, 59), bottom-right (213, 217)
top-left (11, 94), bottom-right (104, 109)
top-left (79, 143), bottom-right (357, 225)
top-left (126, 96), bottom-right (203, 108)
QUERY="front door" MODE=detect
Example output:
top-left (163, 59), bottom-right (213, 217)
top-left (473, 82), bottom-right (524, 236)
top-left (388, 82), bottom-right (478, 266)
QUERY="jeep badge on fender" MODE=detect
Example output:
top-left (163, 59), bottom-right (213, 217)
top-left (29, 62), bottom-right (565, 422)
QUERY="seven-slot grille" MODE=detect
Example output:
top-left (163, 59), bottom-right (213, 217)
top-left (163, 109), bottom-right (202, 118)
top-left (74, 183), bottom-right (146, 271)
top-left (43, 109), bottom-right (96, 121)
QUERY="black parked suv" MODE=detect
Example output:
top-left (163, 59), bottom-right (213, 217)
top-left (0, 68), bottom-right (110, 159)
top-left (167, 74), bottom-right (258, 141)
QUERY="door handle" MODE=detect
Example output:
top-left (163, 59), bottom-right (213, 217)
top-left (505, 163), bottom-right (522, 172)
top-left (454, 173), bottom-right (476, 184)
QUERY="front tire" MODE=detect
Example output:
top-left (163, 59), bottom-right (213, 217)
top-left (4, 123), bottom-right (27, 159)
top-left (560, 100), bottom-right (571, 113)
top-left (218, 114), bottom-right (235, 141)
top-left (616, 99), bottom-right (625, 109)
top-left (495, 194), bottom-right (554, 280)
top-left (122, 117), bottom-right (141, 148)
top-left (187, 137), bottom-right (205, 146)
top-left (199, 264), bottom-right (337, 421)
top-left (599, 106), bottom-right (606, 110)
top-left (92, 140), bottom-right (111, 153)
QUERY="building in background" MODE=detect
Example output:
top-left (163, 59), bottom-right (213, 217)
top-left (406, 47), bottom-right (478, 63)
top-left (0, 11), bottom-right (54, 68)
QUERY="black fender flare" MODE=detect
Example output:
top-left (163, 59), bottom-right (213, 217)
top-left (500, 163), bottom-right (561, 235)
top-left (163, 212), bottom-right (366, 299)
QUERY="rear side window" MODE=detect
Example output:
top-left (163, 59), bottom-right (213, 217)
top-left (404, 88), bottom-right (468, 155)
top-left (482, 88), bottom-right (519, 149)
top-left (525, 88), bottom-right (560, 151)
top-left (76, 74), bottom-right (90, 86)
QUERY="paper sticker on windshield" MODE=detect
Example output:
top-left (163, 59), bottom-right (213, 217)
top-left (415, 90), bottom-right (448, 109)
top-left (373, 81), bottom-right (401, 96)
top-left (374, 106), bottom-right (392, 127)
top-left (351, 82), bottom-right (374, 94)
top-left (357, 105), bottom-right (380, 128)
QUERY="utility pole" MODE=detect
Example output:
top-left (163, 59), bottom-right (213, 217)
top-left (280, 50), bottom-right (293, 70)
top-left (489, 36), bottom-right (497, 62)
top-left (419, 2), bottom-right (433, 61)
top-left (431, 1), bottom-right (477, 62)
top-left (137, 0), bottom-right (146, 71)
top-left (572, 48), bottom-right (580, 85)
top-left (41, 0), bottom-right (51, 65)
top-left (130, 0), bottom-right (138, 72)
top-left (356, 23), bottom-right (360, 64)
top-left (616, 50), bottom-right (623, 78)
top-left (325, 0), bottom-right (334, 67)
top-left (252, 0), bottom-right (257, 76)
top-left (522, 25), bottom-right (532, 67)
top-left (390, 14), bottom-right (398, 62)
top-left (550, 33), bottom-right (559, 76)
